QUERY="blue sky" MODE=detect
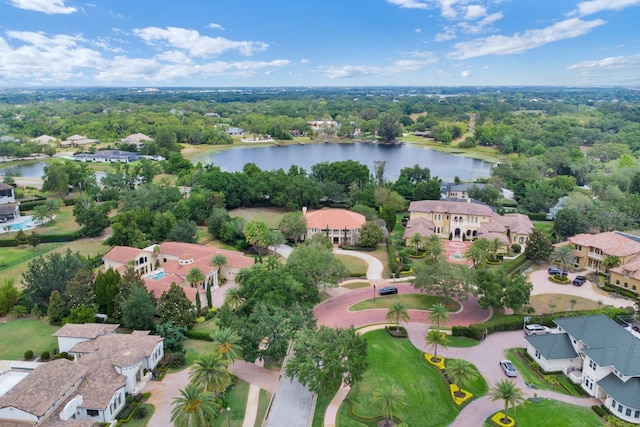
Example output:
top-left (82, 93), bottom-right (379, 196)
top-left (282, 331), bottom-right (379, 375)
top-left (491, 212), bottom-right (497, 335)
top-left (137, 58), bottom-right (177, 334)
top-left (0, 0), bottom-right (639, 87)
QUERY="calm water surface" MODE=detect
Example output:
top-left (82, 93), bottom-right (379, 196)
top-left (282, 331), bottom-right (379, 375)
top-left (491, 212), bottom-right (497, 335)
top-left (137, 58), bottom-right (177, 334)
top-left (192, 142), bottom-right (493, 181)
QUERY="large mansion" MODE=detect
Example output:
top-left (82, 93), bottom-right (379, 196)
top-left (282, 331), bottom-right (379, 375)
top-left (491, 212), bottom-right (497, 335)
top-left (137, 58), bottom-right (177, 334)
top-left (302, 207), bottom-right (366, 246)
top-left (565, 231), bottom-right (640, 294)
top-left (0, 323), bottom-right (163, 426)
top-left (526, 315), bottom-right (640, 424)
top-left (404, 199), bottom-right (534, 247)
top-left (102, 242), bottom-right (254, 303)
top-left (0, 183), bottom-right (20, 222)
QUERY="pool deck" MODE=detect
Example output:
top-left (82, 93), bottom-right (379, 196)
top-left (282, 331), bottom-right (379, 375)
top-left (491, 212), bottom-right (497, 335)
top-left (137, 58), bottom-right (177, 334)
top-left (0, 215), bottom-right (37, 234)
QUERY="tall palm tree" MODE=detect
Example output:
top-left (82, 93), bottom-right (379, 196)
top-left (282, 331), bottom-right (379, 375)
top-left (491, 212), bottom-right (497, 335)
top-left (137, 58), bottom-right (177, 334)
top-left (385, 302), bottom-right (410, 333)
top-left (409, 233), bottom-right (423, 255)
top-left (224, 286), bottom-right (245, 312)
top-left (424, 234), bottom-right (444, 264)
top-left (551, 245), bottom-right (575, 276)
top-left (186, 267), bottom-right (205, 289)
top-left (488, 380), bottom-right (526, 424)
top-left (429, 302), bottom-right (450, 332)
top-left (602, 255), bottom-right (621, 279)
top-left (190, 352), bottom-right (232, 394)
top-left (170, 383), bottom-right (220, 427)
top-left (44, 199), bottom-right (60, 223)
top-left (445, 359), bottom-right (479, 397)
top-left (372, 383), bottom-right (407, 426)
top-left (212, 327), bottom-right (243, 364)
top-left (211, 254), bottom-right (228, 271)
top-left (32, 204), bottom-right (50, 225)
top-left (487, 237), bottom-right (505, 262)
top-left (425, 329), bottom-right (449, 362)
top-left (465, 238), bottom-right (489, 268)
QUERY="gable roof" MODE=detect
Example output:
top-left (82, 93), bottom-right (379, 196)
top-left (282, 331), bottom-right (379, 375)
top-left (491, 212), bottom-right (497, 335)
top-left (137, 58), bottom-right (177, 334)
top-left (53, 323), bottom-right (119, 339)
top-left (409, 200), bottom-right (494, 217)
top-left (0, 359), bottom-right (88, 417)
top-left (597, 374), bottom-right (640, 410)
top-left (102, 246), bottom-right (152, 265)
top-left (525, 333), bottom-right (578, 360)
top-left (158, 242), bottom-right (254, 269)
top-left (304, 208), bottom-right (366, 230)
top-left (554, 314), bottom-right (640, 376)
top-left (402, 217), bottom-right (435, 240)
top-left (568, 232), bottom-right (640, 258)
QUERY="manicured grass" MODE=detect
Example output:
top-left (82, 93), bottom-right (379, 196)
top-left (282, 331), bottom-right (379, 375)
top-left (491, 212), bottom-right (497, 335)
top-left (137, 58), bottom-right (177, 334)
top-left (192, 318), bottom-right (219, 336)
top-left (505, 349), bottom-right (578, 396)
top-left (228, 207), bottom-right (289, 229)
top-left (532, 221), bottom-right (554, 237)
top-left (122, 404), bottom-right (154, 426)
top-left (349, 294), bottom-right (460, 312)
top-left (342, 281), bottom-right (370, 290)
top-left (0, 243), bottom-right (63, 268)
top-left (178, 339), bottom-right (215, 371)
top-left (529, 294), bottom-right (600, 314)
top-left (484, 399), bottom-right (601, 427)
top-left (312, 383), bottom-right (340, 427)
top-left (319, 290), bottom-right (332, 302)
top-left (335, 254), bottom-right (368, 277)
top-left (254, 389), bottom-right (271, 427)
top-left (446, 336), bottom-right (481, 348)
top-left (0, 318), bottom-right (59, 359)
top-left (213, 380), bottom-right (249, 427)
top-left (338, 329), bottom-right (478, 427)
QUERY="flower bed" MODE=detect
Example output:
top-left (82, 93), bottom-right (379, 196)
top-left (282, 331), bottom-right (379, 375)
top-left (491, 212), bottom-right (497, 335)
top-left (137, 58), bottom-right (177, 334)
top-left (385, 325), bottom-right (408, 338)
top-left (449, 384), bottom-right (473, 406)
top-left (424, 353), bottom-right (445, 370)
top-left (409, 252), bottom-right (426, 259)
top-left (490, 412), bottom-right (515, 427)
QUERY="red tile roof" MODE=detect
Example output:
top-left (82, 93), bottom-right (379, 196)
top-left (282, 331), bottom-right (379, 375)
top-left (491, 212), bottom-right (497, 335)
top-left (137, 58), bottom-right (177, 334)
top-left (568, 232), bottom-right (640, 257)
top-left (402, 217), bottom-right (435, 240)
top-left (409, 200), bottom-right (494, 216)
top-left (304, 208), bottom-right (366, 230)
top-left (102, 246), bottom-right (150, 264)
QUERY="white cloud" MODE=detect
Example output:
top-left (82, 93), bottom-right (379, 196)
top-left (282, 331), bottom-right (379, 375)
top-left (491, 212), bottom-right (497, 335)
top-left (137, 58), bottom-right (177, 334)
top-left (208, 23), bottom-right (225, 30)
top-left (464, 5), bottom-right (486, 20)
top-left (459, 11), bottom-right (503, 34)
top-left (435, 27), bottom-right (457, 41)
top-left (449, 18), bottom-right (605, 59)
top-left (568, 53), bottom-right (640, 71)
top-left (437, 0), bottom-right (459, 18)
top-left (320, 58), bottom-right (436, 79)
top-left (461, 70), bottom-right (471, 77)
top-left (133, 26), bottom-right (268, 57)
top-left (571, 0), bottom-right (640, 16)
top-left (386, 0), bottom-right (430, 10)
top-left (415, 28), bottom-right (422, 33)
top-left (10, 0), bottom-right (76, 14)
top-left (300, 58), bottom-right (310, 64)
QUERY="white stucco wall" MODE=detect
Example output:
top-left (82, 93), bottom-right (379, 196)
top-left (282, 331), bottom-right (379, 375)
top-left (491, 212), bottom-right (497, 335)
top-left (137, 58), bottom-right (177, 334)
top-left (57, 336), bottom-right (89, 353)
top-left (0, 407), bottom-right (38, 423)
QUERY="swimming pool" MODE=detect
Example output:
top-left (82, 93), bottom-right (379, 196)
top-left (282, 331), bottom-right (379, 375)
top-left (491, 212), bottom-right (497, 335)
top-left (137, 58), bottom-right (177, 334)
top-left (146, 269), bottom-right (165, 280)
top-left (9, 217), bottom-right (35, 231)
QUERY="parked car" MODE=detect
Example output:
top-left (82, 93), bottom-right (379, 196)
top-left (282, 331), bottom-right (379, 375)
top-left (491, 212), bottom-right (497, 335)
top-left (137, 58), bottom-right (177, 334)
top-left (548, 267), bottom-right (569, 276)
top-left (500, 359), bottom-right (518, 377)
top-left (572, 275), bottom-right (587, 286)
top-left (524, 324), bottom-right (552, 336)
top-left (379, 286), bottom-right (398, 295)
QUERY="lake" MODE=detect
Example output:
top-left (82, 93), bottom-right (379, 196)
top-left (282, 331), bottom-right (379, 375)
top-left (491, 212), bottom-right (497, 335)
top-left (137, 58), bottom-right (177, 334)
top-left (0, 162), bottom-right (106, 181)
top-left (191, 142), bottom-right (493, 181)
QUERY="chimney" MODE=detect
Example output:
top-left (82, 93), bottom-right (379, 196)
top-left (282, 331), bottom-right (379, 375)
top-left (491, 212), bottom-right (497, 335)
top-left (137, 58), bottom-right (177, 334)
top-left (302, 206), bottom-right (307, 215)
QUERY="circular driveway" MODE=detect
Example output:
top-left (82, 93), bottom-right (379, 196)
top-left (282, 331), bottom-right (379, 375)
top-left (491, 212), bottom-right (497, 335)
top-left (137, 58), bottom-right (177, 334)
top-left (314, 283), bottom-right (491, 328)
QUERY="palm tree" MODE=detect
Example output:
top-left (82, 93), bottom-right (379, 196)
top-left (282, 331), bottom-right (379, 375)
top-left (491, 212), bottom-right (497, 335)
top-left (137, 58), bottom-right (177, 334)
top-left (372, 383), bottom-right (407, 426)
top-left (445, 359), bottom-right (479, 397)
top-left (224, 286), bottom-right (245, 312)
top-left (551, 245), bottom-right (575, 276)
top-left (211, 254), bottom-right (228, 271)
top-left (212, 327), bottom-right (243, 364)
top-left (31, 204), bottom-right (49, 225)
top-left (186, 267), bottom-right (205, 289)
top-left (488, 380), bottom-right (526, 424)
top-left (385, 302), bottom-right (410, 333)
top-left (170, 383), bottom-right (220, 427)
top-left (425, 329), bottom-right (449, 362)
top-left (487, 237), bottom-right (505, 262)
top-left (602, 255), bottom-right (621, 279)
top-left (189, 352), bottom-right (232, 394)
top-left (409, 233), bottom-right (423, 255)
top-left (429, 302), bottom-right (450, 332)
top-left (465, 238), bottom-right (489, 268)
top-left (424, 235), bottom-right (444, 264)
top-left (44, 199), bottom-right (60, 222)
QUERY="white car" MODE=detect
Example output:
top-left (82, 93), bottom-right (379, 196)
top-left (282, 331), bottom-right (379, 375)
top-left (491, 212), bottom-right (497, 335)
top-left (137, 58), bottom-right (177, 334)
top-left (500, 359), bottom-right (518, 377)
top-left (524, 324), bottom-right (552, 336)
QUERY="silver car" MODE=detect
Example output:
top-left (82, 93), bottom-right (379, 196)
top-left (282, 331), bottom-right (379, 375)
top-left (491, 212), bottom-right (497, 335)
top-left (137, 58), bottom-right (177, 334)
top-left (500, 359), bottom-right (518, 377)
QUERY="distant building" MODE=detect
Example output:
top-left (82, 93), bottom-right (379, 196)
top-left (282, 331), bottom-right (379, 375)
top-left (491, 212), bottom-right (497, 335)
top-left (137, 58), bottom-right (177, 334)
top-left (120, 133), bottom-right (153, 149)
top-left (302, 207), bottom-right (366, 246)
top-left (60, 134), bottom-right (99, 148)
top-left (226, 127), bottom-right (245, 136)
top-left (0, 183), bottom-right (20, 222)
top-left (30, 135), bottom-right (58, 145)
top-left (446, 183), bottom-right (486, 200)
top-left (74, 150), bottom-right (142, 163)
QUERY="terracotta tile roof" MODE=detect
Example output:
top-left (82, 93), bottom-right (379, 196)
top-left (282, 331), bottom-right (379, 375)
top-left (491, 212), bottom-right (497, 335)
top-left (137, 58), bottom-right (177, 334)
top-left (402, 217), bottom-right (435, 240)
top-left (409, 200), bottom-right (494, 216)
top-left (0, 183), bottom-right (14, 190)
top-left (53, 323), bottom-right (119, 339)
top-left (143, 277), bottom-right (198, 301)
top-left (0, 359), bottom-right (89, 417)
top-left (102, 246), bottom-right (151, 264)
top-left (476, 232), bottom-right (510, 246)
top-left (500, 213), bottom-right (535, 235)
top-left (568, 232), bottom-right (640, 257)
top-left (159, 242), bottom-right (253, 269)
top-left (304, 208), bottom-right (366, 230)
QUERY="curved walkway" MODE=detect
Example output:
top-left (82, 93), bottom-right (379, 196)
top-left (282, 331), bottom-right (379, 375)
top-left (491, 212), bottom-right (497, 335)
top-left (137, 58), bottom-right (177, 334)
top-left (332, 249), bottom-right (384, 280)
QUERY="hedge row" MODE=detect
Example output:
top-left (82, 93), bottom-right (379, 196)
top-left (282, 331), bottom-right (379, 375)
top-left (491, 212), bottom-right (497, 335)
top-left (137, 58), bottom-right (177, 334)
top-left (342, 397), bottom-right (401, 425)
top-left (185, 329), bottom-right (213, 341)
top-left (526, 213), bottom-right (550, 221)
top-left (602, 285), bottom-right (639, 300)
top-left (451, 307), bottom-right (632, 340)
top-left (501, 254), bottom-right (531, 277)
top-left (0, 232), bottom-right (80, 247)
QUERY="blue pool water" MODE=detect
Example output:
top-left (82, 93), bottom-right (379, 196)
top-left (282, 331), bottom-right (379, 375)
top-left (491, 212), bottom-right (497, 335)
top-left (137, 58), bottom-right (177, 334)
top-left (146, 270), bottom-right (165, 280)
top-left (8, 217), bottom-right (35, 231)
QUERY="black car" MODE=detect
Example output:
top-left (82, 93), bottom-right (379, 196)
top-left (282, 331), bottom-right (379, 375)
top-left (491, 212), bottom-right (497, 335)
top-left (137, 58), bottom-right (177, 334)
top-left (548, 267), bottom-right (569, 276)
top-left (572, 276), bottom-right (587, 286)
top-left (379, 286), bottom-right (398, 295)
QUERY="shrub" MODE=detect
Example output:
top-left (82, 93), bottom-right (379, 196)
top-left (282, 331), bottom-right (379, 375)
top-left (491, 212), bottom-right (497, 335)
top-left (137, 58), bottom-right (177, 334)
top-left (170, 352), bottom-right (186, 368)
top-left (185, 329), bottom-right (213, 341)
top-left (24, 350), bottom-right (33, 360)
top-left (385, 326), bottom-right (408, 337)
top-left (592, 405), bottom-right (607, 418)
top-left (135, 405), bottom-right (148, 419)
top-left (511, 243), bottom-right (521, 253)
top-left (40, 351), bottom-right (50, 360)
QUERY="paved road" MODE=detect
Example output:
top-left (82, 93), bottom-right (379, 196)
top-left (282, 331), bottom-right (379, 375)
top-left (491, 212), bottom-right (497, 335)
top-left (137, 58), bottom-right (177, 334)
top-left (332, 249), bottom-right (384, 280)
top-left (264, 355), bottom-right (316, 427)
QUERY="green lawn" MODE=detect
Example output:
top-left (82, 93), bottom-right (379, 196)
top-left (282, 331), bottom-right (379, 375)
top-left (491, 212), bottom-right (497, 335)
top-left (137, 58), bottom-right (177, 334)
top-left (485, 399), bottom-right (602, 427)
top-left (0, 318), bottom-right (60, 359)
top-left (312, 383), bottom-right (340, 427)
top-left (192, 318), bottom-right (219, 337)
top-left (446, 336), bottom-right (481, 348)
top-left (335, 255), bottom-right (368, 277)
top-left (254, 389), bottom-right (271, 427)
top-left (349, 294), bottom-right (460, 312)
top-left (122, 404), bottom-right (155, 427)
top-left (505, 349), bottom-right (580, 396)
top-left (177, 339), bottom-right (215, 371)
top-left (338, 329), bottom-right (486, 427)
top-left (342, 281), bottom-right (370, 290)
top-left (213, 380), bottom-right (249, 427)
top-left (228, 207), bottom-right (289, 229)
